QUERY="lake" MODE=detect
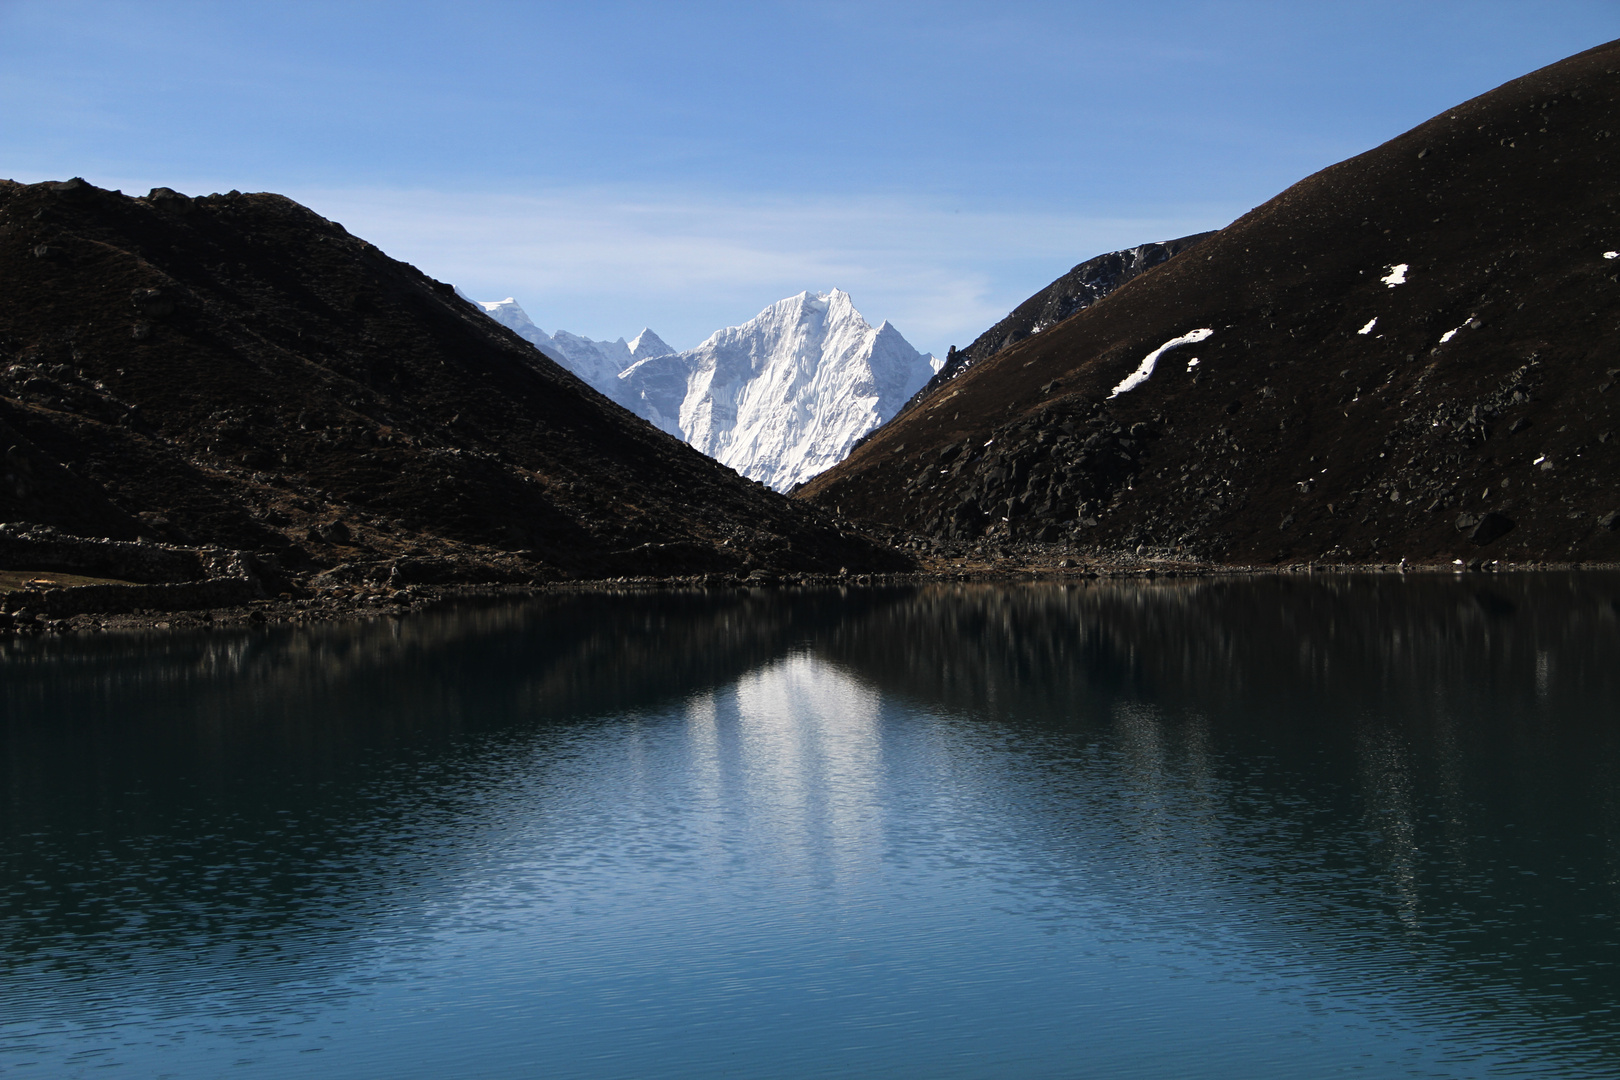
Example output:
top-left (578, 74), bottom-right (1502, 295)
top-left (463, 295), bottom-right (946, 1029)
top-left (3, 576), bottom-right (1620, 1078)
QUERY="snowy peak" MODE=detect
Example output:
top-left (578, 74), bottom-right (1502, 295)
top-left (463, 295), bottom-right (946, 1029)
top-left (625, 289), bottom-right (938, 491)
top-left (475, 290), bottom-right (937, 492)
top-left (628, 328), bottom-right (674, 361)
top-left (477, 297), bottom-right (542, 341)
top-left (476, 298), bottom-right (566, 364)
top-left (477, 296), bottom-right (528, 323)
top-left (474, 301), bottom-right (675, 405)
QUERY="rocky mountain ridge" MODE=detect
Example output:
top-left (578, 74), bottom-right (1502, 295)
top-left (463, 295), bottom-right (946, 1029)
top-left (0, 178), bottom-right (905, 592)
top-left (800, 39), bottom-right (1620, 568)
top-left (901, 232), bottom-right (1214, 415)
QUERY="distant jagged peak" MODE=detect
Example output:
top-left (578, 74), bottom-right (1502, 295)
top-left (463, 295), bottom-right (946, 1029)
top-left (636, 287), bottom-right (940, 491)
top-left (474, 297), bottom-right (669, 354)
top-left (473, 297), bottom-right (565, 363)
top-left (628, 328), bottom-right (674, 360)
top-left (551, 327), bottom-right (626, 350)
top-left (871, 319), bottom-right (909, 345)
top-left (715, 287), bottom-right (874, 346)
top-left (472, 287), bottom-right (937, 491)
top-left (470, 298), bottom-right (680, 393)
top-left (476, 297), bottom-right (547, 342)
top-left (807, 287), bottom-right (860, 321)
top-left (478, 296), bottom-right (535, 327)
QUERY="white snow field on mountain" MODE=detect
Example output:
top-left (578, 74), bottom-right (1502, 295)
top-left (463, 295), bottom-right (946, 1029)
top-left (478, 291), bottom-right (940, 492)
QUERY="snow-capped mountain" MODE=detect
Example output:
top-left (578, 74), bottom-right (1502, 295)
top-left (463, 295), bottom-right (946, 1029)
top-left (623, 290), bottom-right (939, 491)
top-left (476, 298), bottom-right (674, 405)
top-left (476, 290), bottom-right (939, 492)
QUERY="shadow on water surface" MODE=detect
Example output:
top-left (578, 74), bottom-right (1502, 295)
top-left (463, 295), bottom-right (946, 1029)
top-left (3, 575), bottom-right (1620, 1077)
top-left (827, 576), bottom-right (1620, 1067)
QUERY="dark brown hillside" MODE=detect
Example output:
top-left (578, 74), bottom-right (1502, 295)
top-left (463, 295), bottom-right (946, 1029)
top-left (801, 39), bottom-right (1620, 566)
top-left (898, 231), bottom-right (1213, 414)
top-left (0, 180), bottom-right (902, 584)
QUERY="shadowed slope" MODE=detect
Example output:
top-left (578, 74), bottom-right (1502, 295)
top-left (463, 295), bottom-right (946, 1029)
top-left (801, 40), bottom-right (1620, 566)
top-left (0, 181), bottom-right (903, 580)
top-left (898, 232), bottom-right (1213, 415)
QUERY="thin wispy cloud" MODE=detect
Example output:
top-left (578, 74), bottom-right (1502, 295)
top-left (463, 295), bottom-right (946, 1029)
top-left (285, 185), bottom-right (1228, 352)
top-left (7, 4), bottom-right (1608, 353)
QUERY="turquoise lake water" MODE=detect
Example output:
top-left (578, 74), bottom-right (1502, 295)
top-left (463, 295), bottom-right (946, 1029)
top-left (3, 576), bottom-right (1620, 1078)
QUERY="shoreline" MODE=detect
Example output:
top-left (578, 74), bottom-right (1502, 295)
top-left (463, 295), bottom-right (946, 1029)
top-left (4, 555), bottom-right (1618, 637)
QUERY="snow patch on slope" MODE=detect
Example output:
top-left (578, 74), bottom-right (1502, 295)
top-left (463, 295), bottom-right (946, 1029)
top-left (1438, 315), bottom-right (1479, 345)
top-left (1109, 329), bottom-right (1213, 398)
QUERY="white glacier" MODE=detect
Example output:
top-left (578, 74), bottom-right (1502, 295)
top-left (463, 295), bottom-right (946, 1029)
top-left (477, 290), bottom-right (939, 492)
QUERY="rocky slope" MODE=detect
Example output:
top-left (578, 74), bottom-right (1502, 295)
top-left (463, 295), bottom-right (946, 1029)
top-left (0, 180), bottom-right (905, 587)
top-left (901, 232), bottom-right (1213, 413)
top-left (799, 39), bottom-right (1620, 567)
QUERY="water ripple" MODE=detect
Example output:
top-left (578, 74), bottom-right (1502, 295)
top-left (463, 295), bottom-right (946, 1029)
top-left (3, 577), bottom-right (1619, 1077)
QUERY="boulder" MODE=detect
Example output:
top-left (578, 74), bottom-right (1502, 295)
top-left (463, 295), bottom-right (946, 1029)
top-left (1469, 512), bottom-right (1516, 546)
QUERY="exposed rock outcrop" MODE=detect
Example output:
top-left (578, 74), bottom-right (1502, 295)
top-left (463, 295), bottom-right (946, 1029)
top-left (0, 180), bottom-right (907, 587)
top-left (900, 232), bottom-right (1213, 414)
top-left (800, 40), bottom-right (1620, 567)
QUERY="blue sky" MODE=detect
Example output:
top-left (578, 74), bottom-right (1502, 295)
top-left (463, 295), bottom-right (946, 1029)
top-left (2, 1), bottom-right (1616, 354)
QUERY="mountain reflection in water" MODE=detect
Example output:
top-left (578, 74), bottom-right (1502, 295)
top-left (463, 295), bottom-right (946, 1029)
top-left (3, 576), bottom-right (1619, 1079)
